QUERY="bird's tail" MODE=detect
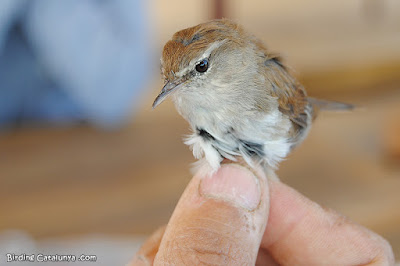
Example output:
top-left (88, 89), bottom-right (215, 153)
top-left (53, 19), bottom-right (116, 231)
top-left (307, 97), bottom-right (355, 121)
top-left (308, 97), bottom-right (355, 112)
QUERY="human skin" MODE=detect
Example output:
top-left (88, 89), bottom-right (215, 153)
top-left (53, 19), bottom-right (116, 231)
top-left (129, 164), bottom-right (395, 265)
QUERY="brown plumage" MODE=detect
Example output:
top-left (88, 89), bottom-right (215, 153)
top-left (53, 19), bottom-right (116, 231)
top-left (154, 19), bottom-right (352, 173)
top-left (162, 19), bottom-right (310, 130)
top-left (162, 20), bottom-right (244, 79)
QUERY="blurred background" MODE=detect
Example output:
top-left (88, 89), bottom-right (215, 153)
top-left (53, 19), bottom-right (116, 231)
top-left (0, 0), bottom-right (400, 264)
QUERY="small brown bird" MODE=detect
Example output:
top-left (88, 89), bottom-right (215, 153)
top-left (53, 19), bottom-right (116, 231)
top-left (153, 19), bottom-right (352, 174)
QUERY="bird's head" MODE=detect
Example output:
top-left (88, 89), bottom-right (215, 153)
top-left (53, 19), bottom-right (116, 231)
top-left (152, 19), bottom-right (254, 108)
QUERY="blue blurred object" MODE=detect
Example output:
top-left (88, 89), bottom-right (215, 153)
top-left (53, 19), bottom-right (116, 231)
top-left (0, 0), bottom-right (152, 128)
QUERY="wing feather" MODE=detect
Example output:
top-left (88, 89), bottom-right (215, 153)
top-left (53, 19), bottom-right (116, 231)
top-left (264, 56), bottom-right (311, 130)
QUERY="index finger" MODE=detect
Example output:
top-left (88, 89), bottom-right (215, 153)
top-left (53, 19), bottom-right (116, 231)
top-left (260, 180), bottom-right (395, 265)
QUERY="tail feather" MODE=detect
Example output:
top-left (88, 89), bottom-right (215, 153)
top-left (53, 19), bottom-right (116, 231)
top-left (308, 97), bottom-right (354, 112)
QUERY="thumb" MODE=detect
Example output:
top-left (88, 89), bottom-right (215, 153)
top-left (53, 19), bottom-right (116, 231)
top-left (154, 164), bottom-right (270, 265)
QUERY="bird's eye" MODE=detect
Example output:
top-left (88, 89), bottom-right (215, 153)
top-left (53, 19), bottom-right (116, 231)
top-left (195, 59), bottom-right (209, 73)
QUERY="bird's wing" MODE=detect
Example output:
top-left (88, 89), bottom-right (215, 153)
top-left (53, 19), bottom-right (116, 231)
top-left (264, 56), bottom-right (311, 130)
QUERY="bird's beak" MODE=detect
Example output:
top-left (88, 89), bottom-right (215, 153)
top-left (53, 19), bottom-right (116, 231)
top-left (152, 80), bottom-right (185, 109)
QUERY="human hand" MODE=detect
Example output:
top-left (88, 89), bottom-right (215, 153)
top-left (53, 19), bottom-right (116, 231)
top-left (130, 164), bottom-right (395, 265)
